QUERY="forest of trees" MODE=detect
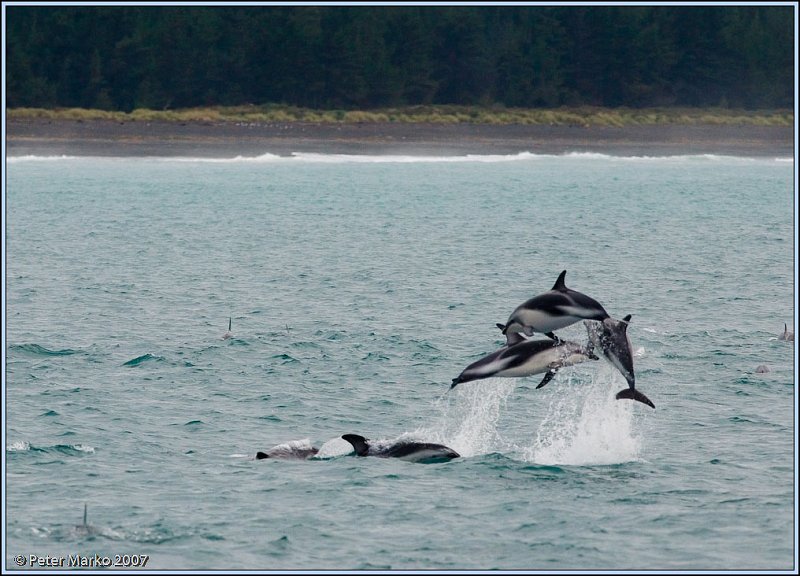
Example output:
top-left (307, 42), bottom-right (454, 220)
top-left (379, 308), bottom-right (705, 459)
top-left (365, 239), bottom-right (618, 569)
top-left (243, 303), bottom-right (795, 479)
top-left (5, 5), bottom-right (795, 112)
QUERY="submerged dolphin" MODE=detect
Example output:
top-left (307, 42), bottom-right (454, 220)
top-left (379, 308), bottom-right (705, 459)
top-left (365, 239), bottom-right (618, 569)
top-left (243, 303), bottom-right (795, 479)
top-left (498, 270), bottom-right (610, 340)
top-left (341, 434), bottom-right (460, 463)
top-left (256, 439), bottom-right (319, 460)
top-left (584, 315), bottom-right (655, 409)
top-left (73, 503), bottom-right (100, 537)
top-left (450, 332), bottom-right (599, 389)
top-left (778, 323), bottom-right (794, 341)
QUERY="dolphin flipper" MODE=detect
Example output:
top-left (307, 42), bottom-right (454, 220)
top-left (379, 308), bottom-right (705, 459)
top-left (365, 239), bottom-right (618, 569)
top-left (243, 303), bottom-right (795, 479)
top-left (615, 388), bottom-right (655, 409)
top-left (536, 369), bottom-right (558, 389)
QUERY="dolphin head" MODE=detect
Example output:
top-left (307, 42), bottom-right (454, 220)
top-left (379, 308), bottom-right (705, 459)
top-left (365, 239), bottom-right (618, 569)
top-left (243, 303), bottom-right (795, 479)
top-left (584, 316), bottom-right (635, 387)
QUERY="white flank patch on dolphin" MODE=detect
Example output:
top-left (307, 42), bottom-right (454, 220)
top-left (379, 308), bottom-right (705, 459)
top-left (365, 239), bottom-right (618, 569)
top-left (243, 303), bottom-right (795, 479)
top-left (524, 363), bottom-right (644, 466)
top-left (314, 437), bottom-right (355, 459)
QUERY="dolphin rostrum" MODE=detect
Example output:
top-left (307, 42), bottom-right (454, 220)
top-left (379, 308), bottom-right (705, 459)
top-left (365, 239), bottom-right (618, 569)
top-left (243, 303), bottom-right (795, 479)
top-left (498, 270), bottom-right (610, 341)
top-left (451, 332), bottom-right (599, 390)
top-left (341, 434), bottom-right (460, 463)
top-left (584, 315), bottom-right (655, 409)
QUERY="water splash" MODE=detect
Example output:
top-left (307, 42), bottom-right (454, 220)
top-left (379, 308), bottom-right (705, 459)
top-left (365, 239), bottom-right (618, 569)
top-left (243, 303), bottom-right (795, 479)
top-left (419, 379), bottom-right (518, 457)
top-left (525, 364), bottom-right (644, 466)
top-left (417, 364), bottom-right (645, 465)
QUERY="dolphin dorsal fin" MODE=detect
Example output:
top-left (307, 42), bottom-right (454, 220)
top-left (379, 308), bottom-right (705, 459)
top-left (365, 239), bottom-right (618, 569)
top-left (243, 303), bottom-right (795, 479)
top-left (228, 317), bottom-right (232, 331)
top-left (622, 314), bottom-right (632, 323)
top-left (552, 270), bottom-right (568, 291)
top-left (83, 503), bottom-right (87, 527)
top-left (342, 434), bottom-right (370, 456)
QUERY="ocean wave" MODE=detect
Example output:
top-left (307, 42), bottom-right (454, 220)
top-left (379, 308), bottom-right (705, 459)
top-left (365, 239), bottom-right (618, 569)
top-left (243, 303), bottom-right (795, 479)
top-left (162, 151), bottom-right (793, 164)
top-left (9, 151), bottom-right (790, 164)
top-left (122, 353), bottom-right (165, 366)
top-left (9, 343), bottom-right (80, 357)
top-left (6, 441), bottom-right (95, 455)
top-left (7, 154), bottom-right (80, 163)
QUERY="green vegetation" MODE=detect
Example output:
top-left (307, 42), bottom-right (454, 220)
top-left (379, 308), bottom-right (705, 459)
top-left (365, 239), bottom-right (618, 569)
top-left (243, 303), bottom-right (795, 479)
top-left (7, 105), bottom-right (793, 127)
top-left (6, 6), bottom-right (794, 112)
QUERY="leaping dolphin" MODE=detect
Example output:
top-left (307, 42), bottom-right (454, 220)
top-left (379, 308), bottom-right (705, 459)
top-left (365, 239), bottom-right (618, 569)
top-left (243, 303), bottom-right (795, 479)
top-left (584, 315), bottom-right (655, 409)
top-left (498, 270), bottom-right (610, 341)
top-left (341, 434), bottom-right (460, 463)
top-left (450, 332), bottom-right (599, 389)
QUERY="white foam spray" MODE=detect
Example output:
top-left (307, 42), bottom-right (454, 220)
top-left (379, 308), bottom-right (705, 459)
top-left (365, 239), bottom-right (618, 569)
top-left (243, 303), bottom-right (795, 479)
top-left (418, 379), bottom-right (518, 457)
top-left (525, 364), bottom-right (643, 466)
top-left (419, 364), bottom-right (645, 465)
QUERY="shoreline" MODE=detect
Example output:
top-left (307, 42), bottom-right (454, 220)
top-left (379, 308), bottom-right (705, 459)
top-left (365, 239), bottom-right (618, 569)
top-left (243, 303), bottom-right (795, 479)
top-left (5, 118), bottom-right (795, 158)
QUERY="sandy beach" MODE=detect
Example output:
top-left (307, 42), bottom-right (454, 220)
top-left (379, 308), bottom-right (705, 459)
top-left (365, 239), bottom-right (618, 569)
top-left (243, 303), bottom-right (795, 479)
top-left (5, 118), bottom-right (794, 158)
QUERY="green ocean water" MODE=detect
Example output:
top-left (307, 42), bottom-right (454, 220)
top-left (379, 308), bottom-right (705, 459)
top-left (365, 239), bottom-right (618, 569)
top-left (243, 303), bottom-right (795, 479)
top-left (5, 150), bottom-right (796, 571)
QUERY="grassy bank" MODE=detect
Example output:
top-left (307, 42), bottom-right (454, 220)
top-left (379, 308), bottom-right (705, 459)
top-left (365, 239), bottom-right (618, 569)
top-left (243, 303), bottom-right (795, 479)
top-left (7, 104), bottom-right (794, 127)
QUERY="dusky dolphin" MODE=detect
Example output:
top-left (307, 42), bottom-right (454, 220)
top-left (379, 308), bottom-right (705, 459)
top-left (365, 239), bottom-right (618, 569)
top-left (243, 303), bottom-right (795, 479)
top-left (256, 439), bottom-right (319, 460)
top-left (778, 323), bottom-right (794, 341)
top-left (341, 434), bottom-right (460, 463)
top-left (498, 270), bottom-right (610, 341)
top-left (222, 317), bottom-right (233, 340)
top-left (584, 315), bottom-right (655, 409)
top-left (451, 331), bottom-right (598, 390)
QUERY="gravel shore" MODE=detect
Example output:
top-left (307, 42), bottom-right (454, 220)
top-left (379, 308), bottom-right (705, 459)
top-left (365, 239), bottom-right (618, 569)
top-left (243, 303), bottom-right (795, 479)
top-left (6, 118), bottom-right (794, 158)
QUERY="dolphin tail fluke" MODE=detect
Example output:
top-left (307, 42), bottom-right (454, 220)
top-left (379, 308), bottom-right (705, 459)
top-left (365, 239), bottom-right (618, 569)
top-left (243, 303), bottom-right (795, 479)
top-left (342, 434), bottom-right (370, 456)
top-left (615, 388), bottom-right (655, 409)
top-left (536, 369), bottom-right (557, 389)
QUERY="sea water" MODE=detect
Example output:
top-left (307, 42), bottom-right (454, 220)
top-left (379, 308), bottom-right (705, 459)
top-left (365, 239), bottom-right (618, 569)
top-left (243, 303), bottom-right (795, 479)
top-left (4, 150), bottom-right (796, 571)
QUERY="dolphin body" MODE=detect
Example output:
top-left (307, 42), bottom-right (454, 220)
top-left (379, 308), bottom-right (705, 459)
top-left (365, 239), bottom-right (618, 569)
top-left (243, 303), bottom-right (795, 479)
top-left (584, 315), bottom-right (655, 409)
top-left (341, 434), bottom-right (460, 463)
top-left (498, 270), bottom-right (610, 340)
top-left (451, 332), bottom-right (598, 389)
top-left (256, 439), bottom-right (319, 460)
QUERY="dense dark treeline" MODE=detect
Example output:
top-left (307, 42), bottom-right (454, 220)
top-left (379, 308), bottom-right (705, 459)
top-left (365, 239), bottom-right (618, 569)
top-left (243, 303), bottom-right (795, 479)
top-left (5, 6), bottom-right (795, 111)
